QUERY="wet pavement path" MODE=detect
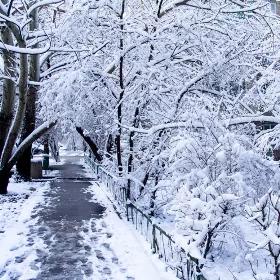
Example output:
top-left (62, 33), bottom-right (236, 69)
top-left (28, 156), bottom-right (112, 280)
top-left (1, 156), bottom-right (167, 280)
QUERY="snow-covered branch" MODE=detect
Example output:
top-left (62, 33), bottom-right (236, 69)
top-left (27, 0), bottom-right (63, 16)
top-left (7, 120), bottom-right (57, 170)
top-left (0, 42), bottom-right (51, 54)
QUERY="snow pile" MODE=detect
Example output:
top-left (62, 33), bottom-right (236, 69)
top-left (85, 181), bottom-right (178, 280)
top-left (165, 129), bottom-right (280, 279)
top-left (0, 181), bottom-right (49, 280)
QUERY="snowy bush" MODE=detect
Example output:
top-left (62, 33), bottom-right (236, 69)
top-left (245, 190), bottom-right (280, 280)
top-left (166, 127), bottom-right (280, 272)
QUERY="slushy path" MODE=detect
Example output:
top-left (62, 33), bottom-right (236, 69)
top-left (0, 156), bottom-right (176, 280)
top-left (30, 156), bottom-right (132, 280)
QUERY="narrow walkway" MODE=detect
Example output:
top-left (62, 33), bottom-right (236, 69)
top-left (29, 156), bottom-right (133, 280)
top-left (1, 156), bottom-right (176, 280)
top-left (28, 157), bottom-right (103, 279)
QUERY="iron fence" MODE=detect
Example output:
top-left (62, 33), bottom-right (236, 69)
top-left (85, 155), bottom-right (206, 280)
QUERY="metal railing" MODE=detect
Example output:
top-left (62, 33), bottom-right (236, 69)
top-left (85, 155), bottom-right (206, 280)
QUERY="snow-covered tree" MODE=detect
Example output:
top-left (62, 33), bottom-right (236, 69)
top-left (246, 190), bottom-right (280, 280)
top-left (0, 0), bottom-right (69, 193)
top-left (38, 1), bottom-right (280, 277)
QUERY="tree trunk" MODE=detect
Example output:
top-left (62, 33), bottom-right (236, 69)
top-left (50, 137), bottom-right (60, 162)
top-left (43, 139), bottom-right (50, 170)
top-left (0, 121), bottom-right (56, 194)
top-left (16, 84), bottom-right (37, 179)
top-left (275, 256), bottom-right (280, 280)
top-left (105, 134), bottom-right (113, 158)
top-left (16, 7), bottom-right (39, 180)
top-left (116, 134), bottom-right (123, 174)
top-left (140, 172), bottom-right (149, 195)
top-left (149, 175), bottom-right (158, 217)
top-left (0, 167), bottom-right (11, 195)
top-left (0, 27), bottom-right (16, 155)
top-left (127, 106), bottom-right (139, 200)
top-left (0, 46), bottom-right (28, 168)
top-left (16, 147), bottom-right (32, 181)
top-left (116, 0), bottom-right (126, 176)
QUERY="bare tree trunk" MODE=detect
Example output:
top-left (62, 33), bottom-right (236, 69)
top-left (275, 259), bottom-right (280, 280)
top-left (127, 106), bottom-right (139, 200)
top-left (0, 167), bottom-right (10, 194)
top-left (116, 0), bottom-right (126, 176)
top-left (105, 134), bottom-right (113, 158)
top-left (0, 27), bottom-right (16, 155)
top-left (16, 7), bottom-right (39, 180)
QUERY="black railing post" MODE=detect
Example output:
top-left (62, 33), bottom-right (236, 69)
top-left (131, 207), bottom-right (134, 223)
top-left (126, 203), bottom-right (130, 221)
top-left (152, 224), bottom-right (157, 254)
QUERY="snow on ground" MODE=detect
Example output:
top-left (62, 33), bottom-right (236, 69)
top-left (203, 215), bottom-right (272, 280)
top-left (85, 181), bottom-right (178, 280)
top-left (83, 159), bottom-right (271, 280)
top-left (59, 149), bottom-right (84, 157)
top-left (0, 181), bottom-right (50, 280)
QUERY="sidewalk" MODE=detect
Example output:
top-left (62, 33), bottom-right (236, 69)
top-left (0, 156), bottom-right (177, 280)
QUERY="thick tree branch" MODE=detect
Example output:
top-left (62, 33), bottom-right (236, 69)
top-left (7, 120), bottom-right (57, 170)
top-left (76, 126), bottom-right (103, 162)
